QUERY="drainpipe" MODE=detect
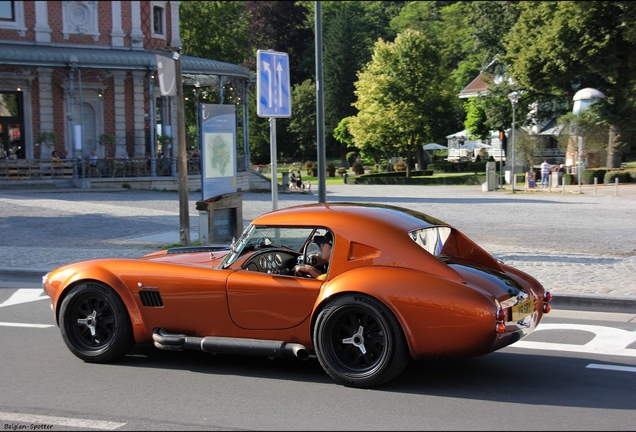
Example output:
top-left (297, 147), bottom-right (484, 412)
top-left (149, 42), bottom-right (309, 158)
top-left (149, 71), bottom-right (156, 177)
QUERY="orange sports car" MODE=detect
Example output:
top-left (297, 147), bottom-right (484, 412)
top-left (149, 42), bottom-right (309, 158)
top-left (43, 203), bottom-right (551, 388)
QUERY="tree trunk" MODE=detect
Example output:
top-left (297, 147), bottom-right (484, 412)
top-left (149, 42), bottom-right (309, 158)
top-left (607, 124), bottom-right (621, 169)
top-left (415, 145), bottom-right (425, 172)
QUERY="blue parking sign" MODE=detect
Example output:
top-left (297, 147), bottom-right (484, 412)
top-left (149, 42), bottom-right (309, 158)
top-left (257, 50), bottom-right (291, 118)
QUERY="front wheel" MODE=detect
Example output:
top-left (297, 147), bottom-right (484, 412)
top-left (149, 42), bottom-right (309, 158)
top-left (313, 294), bottom-right (410, 388)
top-left (59, 282), bottom-right (135, 362)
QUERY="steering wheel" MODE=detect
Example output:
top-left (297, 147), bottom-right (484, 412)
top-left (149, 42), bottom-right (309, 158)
top-left (302, 241), bottom-right (320, 267)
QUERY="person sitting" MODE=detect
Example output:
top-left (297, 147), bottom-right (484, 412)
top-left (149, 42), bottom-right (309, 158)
top-left (289, 170), bottom-right (298, 191)
top-left (51, 150), bottom-right (60, 160)
top-left (293, 232), bottom-right (332, 280)
top-left (295, 170), bottom-right (304, 191)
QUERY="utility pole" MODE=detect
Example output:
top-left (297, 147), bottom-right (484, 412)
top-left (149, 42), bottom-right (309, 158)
top-left (173, 48), bottom-right (190, 245)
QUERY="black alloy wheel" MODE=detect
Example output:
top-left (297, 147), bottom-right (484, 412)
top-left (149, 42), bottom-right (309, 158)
top-left (59, 282), bottom-right (135, 362)
top-left (314, 294), bottom-right (410, 388)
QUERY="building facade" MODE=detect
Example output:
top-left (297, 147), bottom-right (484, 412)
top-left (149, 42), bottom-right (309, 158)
top-left (0, 1), bottom-right (251, 176)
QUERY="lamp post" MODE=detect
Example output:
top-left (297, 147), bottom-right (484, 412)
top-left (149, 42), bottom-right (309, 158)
top-left (508, 91), bottom-right (520, 193)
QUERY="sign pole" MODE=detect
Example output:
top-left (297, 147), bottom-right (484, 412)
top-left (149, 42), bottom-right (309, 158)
top-left (270, 118), bottom-right (278, 210)
top-left (174, 48), bottom-right (190, 245)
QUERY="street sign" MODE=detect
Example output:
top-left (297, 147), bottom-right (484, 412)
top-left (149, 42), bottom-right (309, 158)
top-left (256, 50), bottom-right (291, 118)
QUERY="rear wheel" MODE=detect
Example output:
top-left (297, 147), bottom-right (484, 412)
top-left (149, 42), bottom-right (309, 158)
top-left (59, 282), bottom-right (135, 362)
top-left (314, 294), bottom-right (410, 388)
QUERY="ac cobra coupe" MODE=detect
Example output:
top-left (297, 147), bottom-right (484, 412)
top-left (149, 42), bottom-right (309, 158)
top-left (43, 203), bottom-right (551, 388)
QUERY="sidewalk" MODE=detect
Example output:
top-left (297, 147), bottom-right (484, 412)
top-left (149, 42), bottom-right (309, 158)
top-left (1, 184), bottom-right (635, 313)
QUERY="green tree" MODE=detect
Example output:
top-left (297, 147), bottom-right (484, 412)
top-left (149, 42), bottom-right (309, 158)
top-left (504, 1), bottom-right (636, 167)
top-left (464, 97), bottom-right (491, 140)
top-left (514, 129), bottom-right (545, 172)
top-left (350, 30), bottom-right (454, 177)
top-left (323, 2), bottom-right (368, 165)
top-left (180, 1), bottom-right (250, 65)
top-left (285, 79), bottom-right (317, 162)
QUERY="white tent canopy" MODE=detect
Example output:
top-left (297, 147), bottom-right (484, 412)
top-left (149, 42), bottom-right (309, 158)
top-left (423, 143), bottom-right (447, 150)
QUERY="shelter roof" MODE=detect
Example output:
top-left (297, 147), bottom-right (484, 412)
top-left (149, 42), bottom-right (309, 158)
top-left (0, 43), bottom-right (251, 80)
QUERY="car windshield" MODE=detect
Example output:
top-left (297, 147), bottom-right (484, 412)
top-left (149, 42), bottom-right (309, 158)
top-left (221, 226), bottom-right (317, 268)
top-left (409, 226), bottom-right (452, 256)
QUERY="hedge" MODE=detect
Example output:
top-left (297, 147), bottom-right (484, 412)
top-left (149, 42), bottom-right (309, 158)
top-left (348, 174), bottom-right (484, 185)
top-left (427, 161), bottom-right (488, 173)
top-left (604, 170), bottom-right (631, 184)
top-left (581, 169), bottom-right (607, 185)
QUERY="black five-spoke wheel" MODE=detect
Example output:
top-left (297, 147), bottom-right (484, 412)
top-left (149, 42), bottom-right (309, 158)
top-left (59, 282), bottom-right (135, 362)
top-left (314, 294), bottom-right (410, 388)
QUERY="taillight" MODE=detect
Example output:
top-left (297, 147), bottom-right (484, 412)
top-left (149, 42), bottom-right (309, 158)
top-left (543, 303), bottom-right (551, 313)
top-left (495, 308), bottom-right (506, 334)
top-left (544, 291), bottom-right (552, 303)
top-left (496, 308), bottom-right (506, 322)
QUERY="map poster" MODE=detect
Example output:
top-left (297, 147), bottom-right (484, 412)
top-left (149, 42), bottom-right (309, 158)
top-left (199, 104), bottom-right (237, 200)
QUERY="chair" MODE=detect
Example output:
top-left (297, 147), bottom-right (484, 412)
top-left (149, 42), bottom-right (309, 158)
top-left (112, 160), bottom-right (125, 177)
top-left (134, 159), bottom-right (149, 177)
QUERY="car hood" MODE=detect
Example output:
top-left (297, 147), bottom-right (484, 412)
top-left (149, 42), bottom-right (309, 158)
top-left (141, 246), bottom-right (231, 268)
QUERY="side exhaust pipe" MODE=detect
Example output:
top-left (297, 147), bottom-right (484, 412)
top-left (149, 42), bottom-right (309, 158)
top-left (152, 328), bottom-right (310, 361)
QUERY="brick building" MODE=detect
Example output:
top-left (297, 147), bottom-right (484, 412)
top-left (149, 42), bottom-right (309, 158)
top-left (0, 1), bottom-right (251, 175)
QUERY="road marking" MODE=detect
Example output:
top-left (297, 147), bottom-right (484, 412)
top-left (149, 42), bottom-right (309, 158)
top-left (514, 323), bottom-right (636, 357)
top-left (0, 321), bottom-right (53, 328)
top-left (0, 412), bottom-right (125, 430)
top-left (0, 289), bottom-right (48, 308)
top-left (587, 363), bottom-right (636, 373)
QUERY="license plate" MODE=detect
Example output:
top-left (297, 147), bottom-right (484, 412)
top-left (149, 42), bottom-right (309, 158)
top-left (511, 299), bottom-right (534, 321)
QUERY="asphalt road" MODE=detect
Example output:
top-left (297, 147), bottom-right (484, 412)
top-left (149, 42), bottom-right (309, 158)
top-left (1, 286), bottom-right (635, 431)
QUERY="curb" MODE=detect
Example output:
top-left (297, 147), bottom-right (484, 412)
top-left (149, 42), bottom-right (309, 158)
top-left (2, 268), bottom-right (636, 314)
top-left (551, 293), bottom-right (636, 314)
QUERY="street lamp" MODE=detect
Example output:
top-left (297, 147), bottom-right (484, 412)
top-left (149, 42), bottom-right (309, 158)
top-left (508, 91), bottom-right (520, 193)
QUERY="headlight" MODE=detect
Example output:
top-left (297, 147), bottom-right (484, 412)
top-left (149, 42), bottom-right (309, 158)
top-left (42, 272), bottom-right (50, 297)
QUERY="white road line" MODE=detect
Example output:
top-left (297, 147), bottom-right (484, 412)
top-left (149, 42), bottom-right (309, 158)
top-left (0, 289), bottom-right (48, 308)
top-left (0, 322), bottom-right (54, 328)
top-left (587, 363), bottom-right (636, 373)
top-left (514, 323), bottom-right (636, 357)
top-left (0, 412), bottom-right (125, 430)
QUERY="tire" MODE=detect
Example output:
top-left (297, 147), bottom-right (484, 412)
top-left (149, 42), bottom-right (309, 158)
top-left (313, 294), bottom-right (410, 388)
top-left (59, 282), bottom-right (135, 363)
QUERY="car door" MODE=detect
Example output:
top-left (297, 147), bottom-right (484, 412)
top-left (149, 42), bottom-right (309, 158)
top-left (226, 271), bottom-right (323, 330)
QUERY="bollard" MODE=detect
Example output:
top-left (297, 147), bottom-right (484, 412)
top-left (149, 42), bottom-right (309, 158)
top-left (562, 180), bottom-right (565, 194)
top-left (615, 177), bottom-right (619, 196)
top-left (343, 173), bottom-right (348, 184)
top-left (594, 177), bottom-right (597, 195)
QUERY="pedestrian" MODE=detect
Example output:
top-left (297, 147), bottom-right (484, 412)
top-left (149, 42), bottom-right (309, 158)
top-left (295, 170), bottom-right (304, 191)
top-left (540, 159), bottom-right (550, 188)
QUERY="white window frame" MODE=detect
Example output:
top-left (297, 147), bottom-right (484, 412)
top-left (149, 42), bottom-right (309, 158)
top-left (151, 1), bottom-right (167, 40)
top-left (0, 1), bottom-right (26, 36)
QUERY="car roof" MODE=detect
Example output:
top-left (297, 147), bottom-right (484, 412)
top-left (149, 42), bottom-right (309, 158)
top-left (253, 202), bottom-right (449, 237)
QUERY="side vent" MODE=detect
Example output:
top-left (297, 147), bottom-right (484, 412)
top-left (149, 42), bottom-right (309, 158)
top-left (139, 290), bottom-right (164, 307)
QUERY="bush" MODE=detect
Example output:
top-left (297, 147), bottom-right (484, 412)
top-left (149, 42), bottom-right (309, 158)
top-left (581, 169), bottom-right (607, 185)
top-left (394, 161), bottom-right (406, 171)
top-left (346, 151), bottom-right (358, 167)
top-left (604, 170), bottom-right (630, 184)
top-left (352, 161), bottom-right (365, 175)
top-left (562, 174), bottom-right (574, 185)
top-left (326, 162), bottom-right (336, 177)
